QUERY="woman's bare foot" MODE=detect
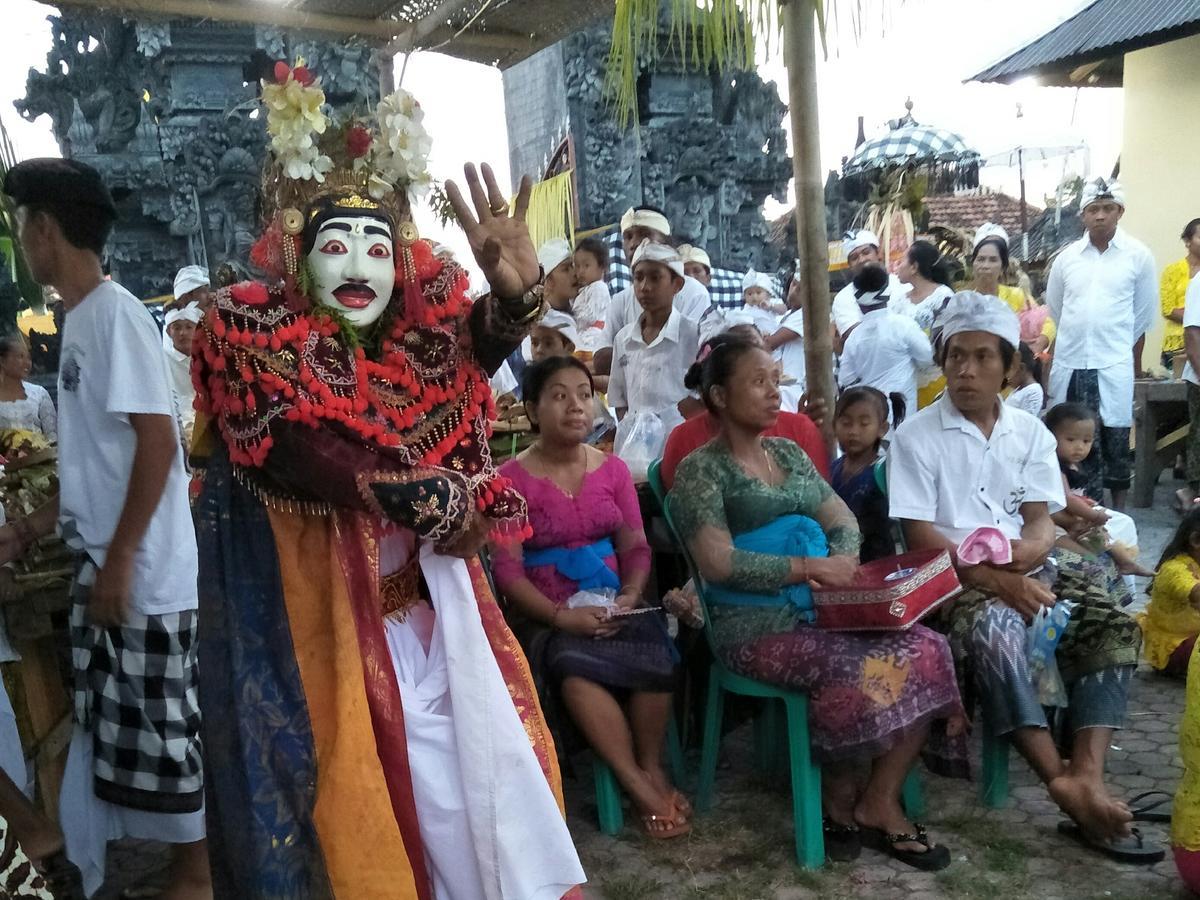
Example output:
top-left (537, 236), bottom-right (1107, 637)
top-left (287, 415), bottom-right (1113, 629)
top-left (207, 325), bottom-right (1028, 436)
top-left (1048, 773), bottom-right (1132, 842)
top-left (642, 764), bottom-right (690, 819)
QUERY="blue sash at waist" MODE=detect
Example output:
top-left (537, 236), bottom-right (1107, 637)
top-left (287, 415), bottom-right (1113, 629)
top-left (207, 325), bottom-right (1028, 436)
top-left (523, 537), bottom-right (622, 592)
top-left (707, 514), bottom-right (829, 622)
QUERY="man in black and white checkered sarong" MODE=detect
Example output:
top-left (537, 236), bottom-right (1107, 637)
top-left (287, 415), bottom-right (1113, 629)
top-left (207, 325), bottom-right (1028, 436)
top-left (1, 159), bottom-right (211, 897)
top-left (70, 557), bottom-right (203, 814)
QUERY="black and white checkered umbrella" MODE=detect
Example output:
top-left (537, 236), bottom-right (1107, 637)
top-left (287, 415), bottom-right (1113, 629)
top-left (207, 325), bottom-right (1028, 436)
top-left (844, 124), bottom-right (980, 175)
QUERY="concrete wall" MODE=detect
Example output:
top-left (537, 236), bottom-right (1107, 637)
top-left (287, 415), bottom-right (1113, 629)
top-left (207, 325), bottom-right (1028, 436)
top-left (1120, 32), bottom-right (1200, 364)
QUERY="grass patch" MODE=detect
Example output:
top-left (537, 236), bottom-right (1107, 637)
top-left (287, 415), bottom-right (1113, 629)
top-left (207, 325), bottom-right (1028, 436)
top-left (598, 874), bottom-right (666, 900)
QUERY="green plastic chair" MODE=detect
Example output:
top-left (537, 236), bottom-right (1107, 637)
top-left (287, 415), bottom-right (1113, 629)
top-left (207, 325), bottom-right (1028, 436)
top-left (873, 462), bottom-right (1010, 807)
top-left (592, 716), bottom-right (686, 836)
top-left (652, 459), bottom-right (931, 866)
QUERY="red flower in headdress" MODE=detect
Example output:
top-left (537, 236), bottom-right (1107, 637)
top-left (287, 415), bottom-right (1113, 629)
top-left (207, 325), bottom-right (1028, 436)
top-left (346, 125), bottom-right (372, 159)
top-left (273, 61), bottom-right (315, 87)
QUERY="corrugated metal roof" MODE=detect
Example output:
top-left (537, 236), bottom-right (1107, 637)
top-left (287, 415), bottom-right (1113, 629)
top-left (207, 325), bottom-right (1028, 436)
top-left (970, 0), bottom-right (1200, 85)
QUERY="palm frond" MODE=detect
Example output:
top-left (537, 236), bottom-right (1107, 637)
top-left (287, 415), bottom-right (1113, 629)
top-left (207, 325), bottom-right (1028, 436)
top-left (606, 1), bottom-right (904, 126)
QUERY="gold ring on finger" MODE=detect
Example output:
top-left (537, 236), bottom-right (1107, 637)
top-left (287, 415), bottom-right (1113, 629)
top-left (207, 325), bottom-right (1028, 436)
top-left (490, 202), bottom-right (509, 215)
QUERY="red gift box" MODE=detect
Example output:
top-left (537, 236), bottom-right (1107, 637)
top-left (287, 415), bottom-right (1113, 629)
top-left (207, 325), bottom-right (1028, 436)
top-left (813, 549), bottom-right (961, 632)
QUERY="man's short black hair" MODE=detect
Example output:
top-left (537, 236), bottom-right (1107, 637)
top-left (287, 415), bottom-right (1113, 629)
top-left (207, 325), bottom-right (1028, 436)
top-left (4, 158), bottom-right (117, 256)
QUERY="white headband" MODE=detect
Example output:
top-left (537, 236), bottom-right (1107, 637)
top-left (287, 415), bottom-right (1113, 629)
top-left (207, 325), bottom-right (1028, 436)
top-left (677, 243), bottom-right (711, 271)
top-left (972, 222), bottom-right (1010, 251)
top-left (536, 238), bottom-right (572, 275)
top-left (630, 239), bottom-right (685, 278)
top-left (1080, 177), bottom-right (1125, 210)
top-left (173, 265), bottom-right (209, 300)
top-left (937, 290), bottom-right (1020, 351)
top-left (842, 229), bottom-right (879, 257)
top-left (620, 207), bottom-right (671, 237)
top-left (165, 304), bottom-right (203, 329)
top-left (535, 308), bottom-right (579, 348)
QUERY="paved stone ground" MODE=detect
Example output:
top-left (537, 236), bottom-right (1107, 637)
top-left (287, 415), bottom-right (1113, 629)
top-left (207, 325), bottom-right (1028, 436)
top-left (92, 480), bottom-right (1190, 899)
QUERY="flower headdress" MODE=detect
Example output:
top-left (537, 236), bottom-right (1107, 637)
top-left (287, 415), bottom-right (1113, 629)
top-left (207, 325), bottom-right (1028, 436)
top-left (255, 61), bottom-right (433, 288)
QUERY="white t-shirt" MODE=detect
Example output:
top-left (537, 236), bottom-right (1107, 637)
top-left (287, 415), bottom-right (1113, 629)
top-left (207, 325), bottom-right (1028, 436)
top-left (57, 281), bottom-right (198, 615)
top-left (608, 308), bottom-right (700, 434)
top-left (599, 275), bottom-right (712, 349)
top-left (572, 281), bottom-right (610, 352)
top-left (887, 395), bottom-right (1065, 544)
top-left (773, 307), bottom-right (806, 391)
top-left (1183, 271), bottom-right (1200, 386)
top-left (1004, 382), bottom-right (1045, 417)
top-left (837, 308), bottom-right (933, 421)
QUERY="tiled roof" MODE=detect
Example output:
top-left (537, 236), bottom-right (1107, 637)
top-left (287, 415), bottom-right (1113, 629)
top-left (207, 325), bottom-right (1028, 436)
top-left (922, 192), bottom-right (1042, 240)
top-left (971, 0), bottom-right (1200, 86)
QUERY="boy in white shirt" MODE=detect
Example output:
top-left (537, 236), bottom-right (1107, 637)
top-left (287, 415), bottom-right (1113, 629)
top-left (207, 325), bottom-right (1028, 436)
top-left (608, 241), bottom-right (702, 434)
top-left (0, 159), bottom-right (209, 897)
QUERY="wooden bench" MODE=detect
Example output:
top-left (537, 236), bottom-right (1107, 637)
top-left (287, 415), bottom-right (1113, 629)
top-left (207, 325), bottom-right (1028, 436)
top-left (1132, 378), bottom-right (1189, 507)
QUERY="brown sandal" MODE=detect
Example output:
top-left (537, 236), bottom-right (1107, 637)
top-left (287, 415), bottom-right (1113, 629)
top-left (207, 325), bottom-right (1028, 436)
top-left (639, 809), bottom-right (691, 840)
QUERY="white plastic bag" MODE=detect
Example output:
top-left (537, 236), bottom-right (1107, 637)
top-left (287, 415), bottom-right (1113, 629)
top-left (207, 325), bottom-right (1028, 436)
top-left (566, 588), bottom-right (617, 611)
top-left (614, 410), bottom-right (665, 481)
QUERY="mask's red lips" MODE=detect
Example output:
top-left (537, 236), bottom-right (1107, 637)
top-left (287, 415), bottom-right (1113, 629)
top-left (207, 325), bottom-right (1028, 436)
top-left (332, 284), bottom-right (377, 309)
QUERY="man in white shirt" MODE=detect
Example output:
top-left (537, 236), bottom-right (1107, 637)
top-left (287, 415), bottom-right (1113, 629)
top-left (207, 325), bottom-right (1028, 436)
top-left (1181, 272), bottom-right (1200, 507)
top-left (830, 229), bottom-right (911, 346)
top-left (0, 159), bottom-right (210, 895)
top-left (608, 241), bottom-right (702, 435)
top-left (163, 302), bottom-right (203, 447)
top-left (838, 264), bottom-right (932, 421)
top-left (593, 206), bottom-right (714, 374)
top-left (889, 291), bottom-right (1149, 862)
top-left (1045, 178), bottom-right (1157, 509)
top-left (763, 275), bottom-right (807, 411)
top-left (171, 264), bottom-right (210, 312)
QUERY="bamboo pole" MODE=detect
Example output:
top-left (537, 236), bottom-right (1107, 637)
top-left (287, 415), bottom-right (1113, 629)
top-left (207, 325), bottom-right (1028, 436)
top-left (781, 0), bottom-right (835, 444)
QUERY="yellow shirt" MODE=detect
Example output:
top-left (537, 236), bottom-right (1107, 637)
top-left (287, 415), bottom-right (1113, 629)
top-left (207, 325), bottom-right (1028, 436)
top-left (1176, 639), bottom-right (1200, 849)
top-left (997, 284), bottom-right (1056, 344)
top-left (1161, 258), bottom-right (1192, 354)
top-left (1139, 553), bottom-right (1200, 670)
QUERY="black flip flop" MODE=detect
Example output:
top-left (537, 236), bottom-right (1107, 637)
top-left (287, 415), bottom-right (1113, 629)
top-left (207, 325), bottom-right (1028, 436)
top-left (822, 817), bottom-right (861, 862)
top-left (860, 823), bottom-right (951, 871)
top-left (1056, 820), bottom-right (1165, 864)
top-left (1128, 790), bottom-right (1172, 824)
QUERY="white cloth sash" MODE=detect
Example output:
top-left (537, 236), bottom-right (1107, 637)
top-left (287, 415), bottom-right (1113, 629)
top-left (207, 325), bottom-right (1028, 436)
top-left (385, 543), bottom-right (584, 900)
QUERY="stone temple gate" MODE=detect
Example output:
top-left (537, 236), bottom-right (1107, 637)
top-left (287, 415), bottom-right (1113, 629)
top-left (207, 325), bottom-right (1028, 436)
top-left (16, 10), bottom-right (382, 299)
top-left (502, 17), bottom-right (792, 274)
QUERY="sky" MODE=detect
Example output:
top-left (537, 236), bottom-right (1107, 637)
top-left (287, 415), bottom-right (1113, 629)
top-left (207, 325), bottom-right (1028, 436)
top-left (0, 0), bottom-right (1122, 283)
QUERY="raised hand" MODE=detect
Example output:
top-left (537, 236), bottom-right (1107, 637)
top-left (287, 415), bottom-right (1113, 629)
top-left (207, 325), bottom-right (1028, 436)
top-left (445, 163), bottom-right (539, 300)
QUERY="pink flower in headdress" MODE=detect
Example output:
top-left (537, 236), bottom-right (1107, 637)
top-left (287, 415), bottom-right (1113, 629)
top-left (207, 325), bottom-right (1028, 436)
top-left (346, 125), bottom-right (372, 159)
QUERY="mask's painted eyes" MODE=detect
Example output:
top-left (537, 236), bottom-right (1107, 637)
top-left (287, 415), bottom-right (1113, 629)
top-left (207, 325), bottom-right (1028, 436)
top-left (368, 243), bottom-right (392, 259)
top-left (319, 239), bottom-right (347, 254)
